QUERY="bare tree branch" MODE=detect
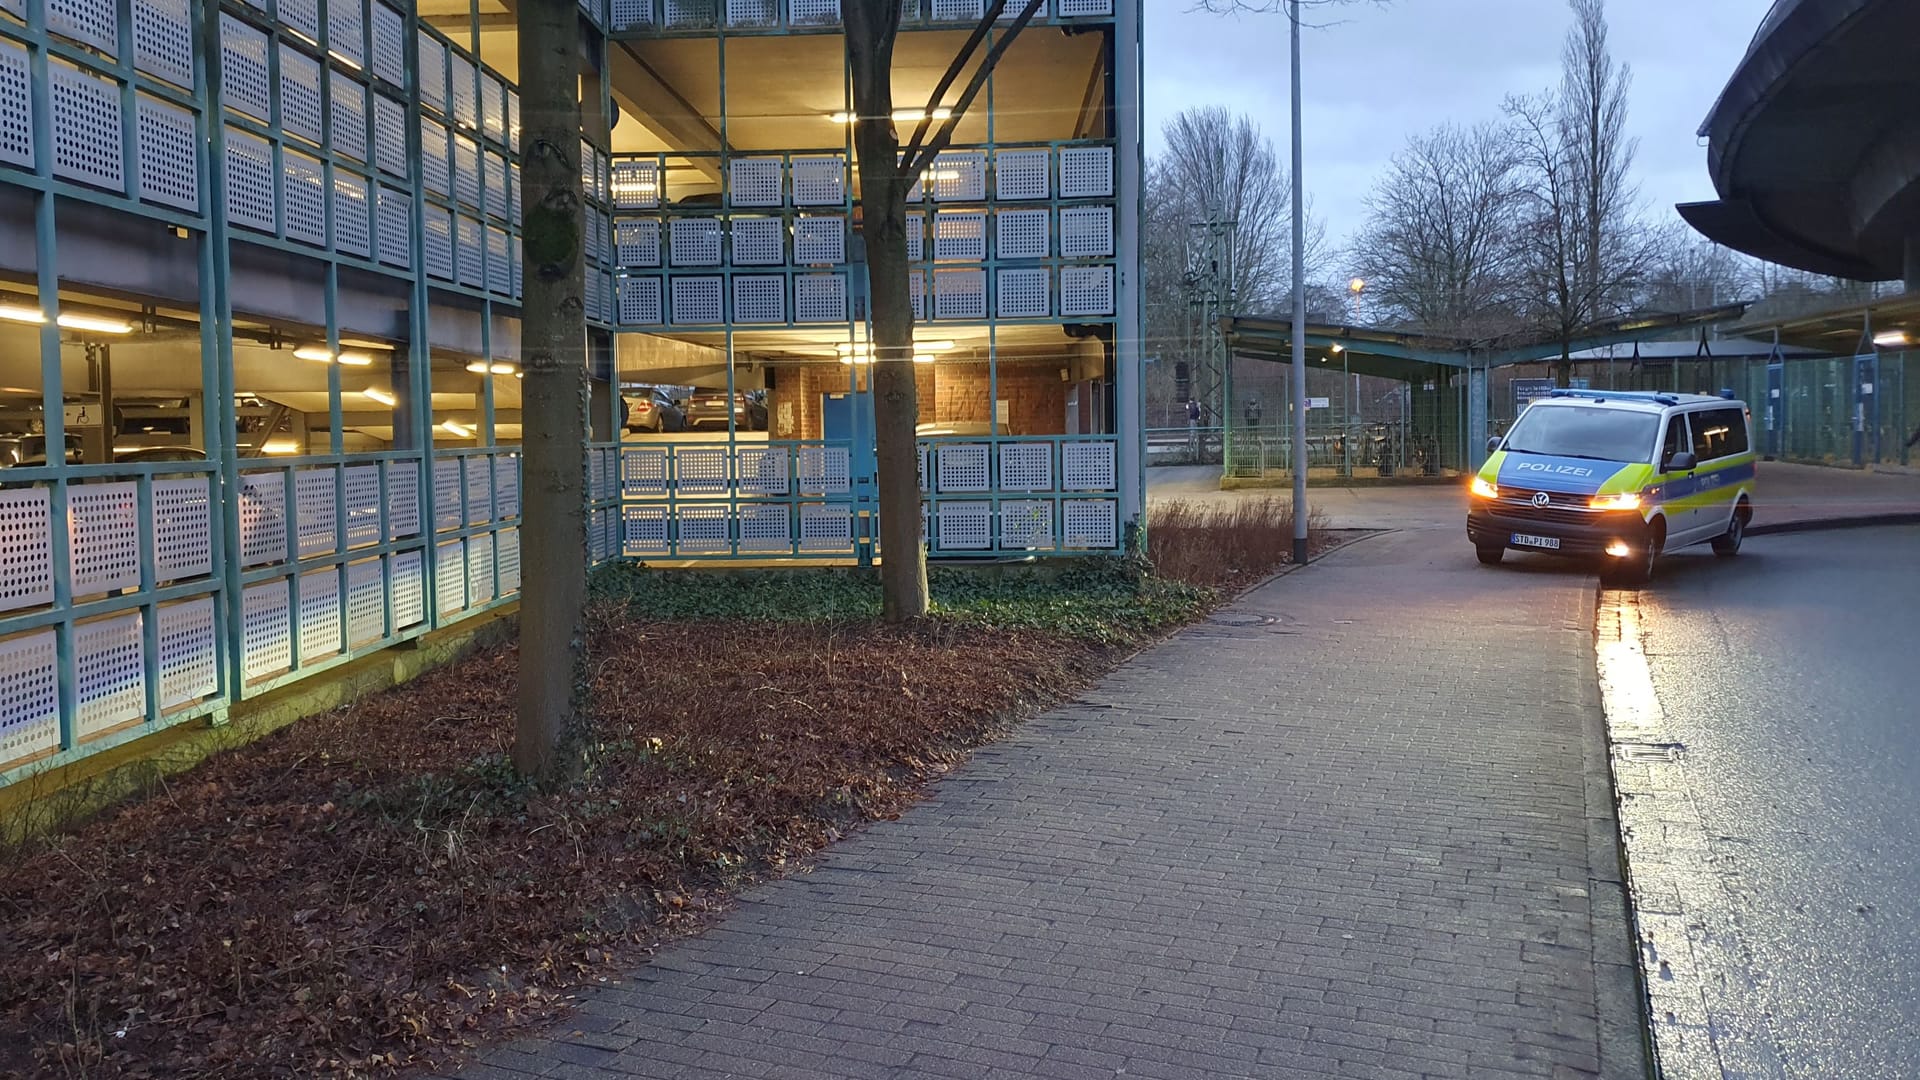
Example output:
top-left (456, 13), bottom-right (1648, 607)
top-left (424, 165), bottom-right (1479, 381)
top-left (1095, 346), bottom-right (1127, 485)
top-left (902, 0), bottom-right (1046, 180)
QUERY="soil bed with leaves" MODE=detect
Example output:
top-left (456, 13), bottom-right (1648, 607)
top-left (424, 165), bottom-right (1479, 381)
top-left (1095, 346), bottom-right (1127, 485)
top-left (1, 503), bottom-right (1322, 1078)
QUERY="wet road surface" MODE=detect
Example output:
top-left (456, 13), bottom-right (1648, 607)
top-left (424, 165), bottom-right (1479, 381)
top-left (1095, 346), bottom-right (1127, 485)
top-left (1624, 527), bottom-right (1920, 1079)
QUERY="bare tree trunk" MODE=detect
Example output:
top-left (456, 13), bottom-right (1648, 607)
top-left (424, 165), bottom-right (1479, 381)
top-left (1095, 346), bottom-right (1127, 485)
top-left (513, 0), bottom-right (592, 781)
top-left (846, 0), bottom-right (929, 622)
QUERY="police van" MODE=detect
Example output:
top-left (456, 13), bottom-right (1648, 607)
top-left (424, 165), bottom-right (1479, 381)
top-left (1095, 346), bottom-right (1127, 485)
top-left (1467, 390), bottom-right (1756, 584)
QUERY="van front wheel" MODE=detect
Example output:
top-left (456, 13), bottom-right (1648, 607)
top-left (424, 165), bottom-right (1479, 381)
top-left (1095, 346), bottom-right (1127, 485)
top-left (1476, 544), bottom-right (1505, 566)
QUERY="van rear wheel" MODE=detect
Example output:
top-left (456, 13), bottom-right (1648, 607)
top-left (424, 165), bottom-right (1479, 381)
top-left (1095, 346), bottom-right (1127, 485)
top-left (1712, 499), bottom-right (1751, 557)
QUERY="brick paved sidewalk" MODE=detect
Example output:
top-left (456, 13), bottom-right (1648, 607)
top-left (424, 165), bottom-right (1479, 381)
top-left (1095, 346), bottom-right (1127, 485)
top-left (443, 529), bottom-right (1642, 1080)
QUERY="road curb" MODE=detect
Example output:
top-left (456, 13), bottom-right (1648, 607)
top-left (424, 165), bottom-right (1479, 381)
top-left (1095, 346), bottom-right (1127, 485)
top-left (1749, 511), bottom-right (1920, 536)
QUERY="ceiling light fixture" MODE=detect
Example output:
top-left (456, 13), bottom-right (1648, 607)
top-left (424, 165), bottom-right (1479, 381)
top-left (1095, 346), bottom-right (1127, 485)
top-left (0, 302), bottom-right (46, 325)
top-left (261, 438), bottom-right (302, 455)
top-left (294, 345), bottom-right (375, 366)
top-left (1872, 330), bottom-right (1908, 348)
top-left (465, 360), bottom-right (519, 375)
top-left (828, 107), bottom-right (953, 124)
top-left (57, 313), bottom-right (135, 334)
top-left (362, 387), bottom-right (397, 406)
top-left (440, 419), bottom-right (473, 438)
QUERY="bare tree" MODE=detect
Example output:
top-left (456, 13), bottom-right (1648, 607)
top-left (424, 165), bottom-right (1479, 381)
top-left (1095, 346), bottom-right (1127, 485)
top-left (1506, 0), bottom-right (1655, 383)
top-left (844, 0), bottom-right (1042, 622)
top-left (1637, 224), bottom-right (1757, 313)
top-left (1350, 121), bottom-right (1524, 338)
top-left (513, 0), bottom-right (591, 781)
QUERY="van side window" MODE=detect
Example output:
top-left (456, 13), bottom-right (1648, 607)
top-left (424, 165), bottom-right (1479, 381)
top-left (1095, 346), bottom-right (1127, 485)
top-left (1691, 408), bottom-right (1748, 460)
top-left (1661, 415), bottom-right (1688, 467)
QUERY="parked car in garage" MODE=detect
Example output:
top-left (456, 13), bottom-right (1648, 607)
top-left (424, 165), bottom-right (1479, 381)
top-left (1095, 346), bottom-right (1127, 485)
top-left (684, 389), bottom-right (766, 431)
top-left (623, 388), bottom-right (685, 434)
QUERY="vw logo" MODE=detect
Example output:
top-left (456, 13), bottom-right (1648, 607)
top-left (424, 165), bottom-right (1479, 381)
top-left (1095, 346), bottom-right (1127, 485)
top-left (1531, 491), bottom-right (1552, 507)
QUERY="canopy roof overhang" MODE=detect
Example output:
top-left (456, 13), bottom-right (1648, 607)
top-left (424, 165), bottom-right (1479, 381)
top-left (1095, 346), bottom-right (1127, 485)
top-left (1725, 288), bottom-right (1920, 353)
top-left (1223, 304), bottom-right (1751, 378)
top-left (1681, 0), bottom-right (1920, 282)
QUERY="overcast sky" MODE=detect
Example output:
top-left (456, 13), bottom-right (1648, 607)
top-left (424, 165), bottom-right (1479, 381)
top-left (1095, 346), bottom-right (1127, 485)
top-left (1144, 0), bottom-right (1775, 264)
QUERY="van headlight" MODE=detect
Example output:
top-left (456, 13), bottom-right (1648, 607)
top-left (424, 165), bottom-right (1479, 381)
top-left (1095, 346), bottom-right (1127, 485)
top-left (1588, 491), bottom-right (1642, 511)
top-left (1468, 475), bottom-right (1499, 499)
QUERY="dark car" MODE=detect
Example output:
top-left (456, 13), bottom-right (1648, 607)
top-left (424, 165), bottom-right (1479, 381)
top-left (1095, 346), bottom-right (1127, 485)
top-left (683, 389), bottom-right (766, 432)
top-left (0, 434), bottom-right (83, 466)
top-left (623, 388), bottom-right (685, 434)
top-left (115, 446), bottom-right (209, 464)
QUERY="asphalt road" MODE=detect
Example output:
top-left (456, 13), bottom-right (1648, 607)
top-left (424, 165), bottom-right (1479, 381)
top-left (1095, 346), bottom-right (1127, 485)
top-left (1634, 526), bottom-right (1920, 1079)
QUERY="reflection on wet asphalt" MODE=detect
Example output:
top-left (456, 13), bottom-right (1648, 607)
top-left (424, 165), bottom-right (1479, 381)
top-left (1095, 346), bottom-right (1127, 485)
top-left (1629, 526), bottom-right (1920, 1079)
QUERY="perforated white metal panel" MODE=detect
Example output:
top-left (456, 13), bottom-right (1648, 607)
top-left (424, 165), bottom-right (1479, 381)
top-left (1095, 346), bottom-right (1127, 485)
top-left (671, 276), bottom-right (724, 324)
top-left (466, 531), bottom-right (494, 604)
top-left (279, 0), bottom-right (320, 42)
top-left (330, 75), bottom-right (367, 161)
top-left (1061, 440), bottom-right (1117, 490)
top-left (392, 549), bottom-right (425, 628)
top-left (293, 467), bottom-right (337, 558)
top-left (239, 471), bottom-right (287, 566)
top-left (1063, 499), bottom-right (1118, 548)
top-left (332, 171), bottom-right (371, 256)
top-left (664, 0), bottom-right (715, 27)
top-left (435, 539), bottom-right (465, 614)
top-left (297, 567), bottom-right (342, 662)
top-left (667, 217), bottom-right (721, 266)
top-left (0, 630), bottom-right (58, 763)
top-left (0, 41), bottom-right (32, 172)
top-left (998, 442), bottom-right (1054, 491)
top-left (935, 501), bottom-right (991, 549)
top-left (730, 217), bottom-right (783, 265)
top-left (994, 148), bottom-right (1049, 200)
top-left (135, 94), bottom-right (198, 212)
top-left (479, 74), bottom-right (506, 145)
top-left (50, 63), bottom-right (124, 193)
top-left (615, 219), bottom-right (660, 267)
top-left (612, 158), bottom-right (660, 209)
top-left (371, 92), bottom-right (406, 178)
top-left (735, 504), bottom-right (788, 551)
top-left (931, 152), bottom-right (985, 201)
top-left (1059, 264), bottom-right (1114, 317)
top-left (1059, 205), bottom-right (1114, 258)
top-left (68, 482), bottom-right (139, 596)
top-left (793, 217), bottom-right (844, 264)
top-left (49, 0), bottom-right (117, 55)
top-left (936, 443), bottom-right (990, 492)
top-left (995, 208), bottom-right (1048, 259)
top-left (370, 3), bottom-right (405, 86)
top-left (449, 52), bottom-right (476, 130)
top-left (729, 157), bottom-right (783, 207)
top-left (798, 504), bottom-right (851, 550)
top-left (611, 0), bottom-right (653, 27)
top-left (506, 88), bottom-right (518, 150)
top-left (933, 211), bottom-right (986, 262)
top-left (509, 162), bottom-right (521, 223)
top-left (791, 156), bottom-right (845, 205)
top-left (490, 453), bottom-right (518, 518)
top-left (157, 598), bottom-right (218, 710)
top-left (220, 15), bottom-right (271, 121)
top-left (0, 490), bottom-right (53, 615)
top-left (1000, 499), bottom-right (1054, 550)
top-left (277, 47), bottom-right (323, 144)
top-left (456, 214), bottom-right (483, 287)
top-left (485, 150), bottom-right (509, 219)
top-left (727, 0), bottom-right (776, 25)
top-left (996, 0), bottom-right (1043, 18)
top-left (736, 446), bottom-right (789, 495)
top-left (900, 0), bottom-right (918, 21)
top-left (458, 454), bottom-right (489, 525)
top-left (1054, 0), bottom-right (1110, 15)
top-left (151, 477), bottom-right (212, 582)
top-left (675, 505), bottom-right (731, 553)
top-left (340, 465), bottom-right (379, 548)
top-left (486, 226), bottom-right (510, 295)
top-left (416, 31), bottom-right (446, 112)
top-left (432, 457), bottom-right (461, 530)
top-left (225, 127), bottom-right (276, 232)
top-left (496, 527), bottom-right (520, 593)
top-left (996, 267), bottom-right (1050, 319)
top-left (75, 612), bottom-right (145, 737)
top-left (796, 446), bottom-right (849, 494)
top-left (282, 150), bottom-right (327, 247)
top-left (452, 132), bottom-right (480, 208)
top-left (617, 276), bottom-right (663, 325)
top-left (909, 270), bottom-right (926, 320)
top-left (132, 0), bottom-right (194, 88)
top-left (328, 0), bottom-right (365, 69)
top-left (623, 505), bottom-right (668, 554)
top-left (512, 235), bottom-right (523, 297)
top-left (420, 117), bottom-right (450, 196)
top-left (732, 275), bottom-right (786, 323)
top-left (423, 206), bottom-right (454, 279)
top-left (793, 273), bottom-right (847, 323)
top-left (242, 580), bottom-right (292, 681)
top-left (583, 204), bottom-right (605, 265)
top-left (345, 558), bottom-right (383, 647)
top-left (1059, 145), bottom-right (1114, 198)
top-left (584, 269), bottom-right (606, 323)
top-left (905, 211), bottom-right (925, 261)
top-left (933, 269), bottom-right (986, 320)
top-left (931, 0), bottom-right (980, 21)
top-left (387, 460), bottom-right (420, 537)
top-left (376, 184), bottom-right (410, 268)
top-left (613, 450), bottom-right (664, 500)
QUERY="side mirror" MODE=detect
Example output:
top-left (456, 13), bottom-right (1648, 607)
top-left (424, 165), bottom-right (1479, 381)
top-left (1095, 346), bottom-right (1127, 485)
top-left (1665, 451), bottom-right (1698, 472)
top-left (1485, 436), bottom-right (1503, 454)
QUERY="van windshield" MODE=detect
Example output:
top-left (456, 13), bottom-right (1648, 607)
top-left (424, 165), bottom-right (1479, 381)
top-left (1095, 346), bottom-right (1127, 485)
top-left (1501, 405), bottom-right (1660, 463)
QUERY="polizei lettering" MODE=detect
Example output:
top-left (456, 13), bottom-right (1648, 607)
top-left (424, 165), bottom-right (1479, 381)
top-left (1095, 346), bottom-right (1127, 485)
top-left (1513, 462), bottom-right (1595, 477)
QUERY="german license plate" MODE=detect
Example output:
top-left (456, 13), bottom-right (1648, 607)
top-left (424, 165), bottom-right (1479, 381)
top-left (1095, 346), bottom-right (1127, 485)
top-left (1512, 533), bottom-right (1561, 550)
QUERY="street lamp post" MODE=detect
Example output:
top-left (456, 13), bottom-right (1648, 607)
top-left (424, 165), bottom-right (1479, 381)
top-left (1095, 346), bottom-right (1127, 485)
top-left (1346, 277), bottom-right (1363, 477)
top-left (1288, 0), bottom-right (1308, 565)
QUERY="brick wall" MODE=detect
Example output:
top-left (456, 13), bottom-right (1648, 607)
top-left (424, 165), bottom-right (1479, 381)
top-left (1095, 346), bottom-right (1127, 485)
top-left (763, 359), bottom-right (1072, 439)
